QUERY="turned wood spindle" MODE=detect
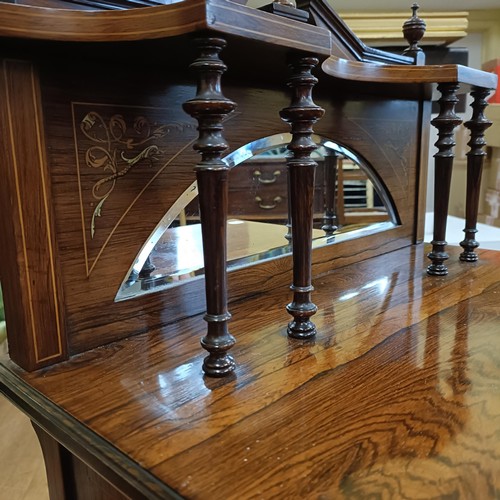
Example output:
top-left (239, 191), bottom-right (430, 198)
top-left (459, 87), bottom-right (493, 262)
top-left (285, 172), bottom-right (292, 242)
top-left (280, 55), bottom-right (324, 339)
top-left (427, 83), bottom-right (462, 276)
top-left (183, 38), bottom-right (236, 377)
top-left (139, 256), bottom-right (155, 278)
top-left (322, 151), bottom-right (339, 236)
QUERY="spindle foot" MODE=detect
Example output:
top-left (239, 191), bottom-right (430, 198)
top-left (459, 229), bottom-right (479, 262)
top-left (426, 263), bottom-right (448, 276)
top-left (427, 240), bottom-right (449, 276)
top-left (286, 302), bottom-right (317, 339)
top-left (201, 334), bottom-right (236, 377)
top-left (459, 250), bottom-right (478, 262)
top-left (427, 256), bottom-right (449, 276)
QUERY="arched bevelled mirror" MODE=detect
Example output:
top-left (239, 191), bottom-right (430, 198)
top-left (116, 134), bottom-right (399, 301)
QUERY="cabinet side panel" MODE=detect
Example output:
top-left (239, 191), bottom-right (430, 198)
top-left (0, 60), bottom-right (67, 370)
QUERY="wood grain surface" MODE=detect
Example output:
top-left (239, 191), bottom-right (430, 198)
top-left (0, 0), bottom-right (331, 55)
top-left (3, 244), bottom-right (500, 499)
top-left (7, 0), bottom-right (489, 374)
top-left (33, 57), bottom-right (424, 358)
top-left (322, 55), bottom-right (498, 91)
top-left (0, 60), bottom-right (67, 370)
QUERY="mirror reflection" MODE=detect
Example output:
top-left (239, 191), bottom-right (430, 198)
top-left (116, 135), bottom-right (397, 301)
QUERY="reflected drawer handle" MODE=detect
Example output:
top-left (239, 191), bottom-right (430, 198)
top-left (255, 195), bottom-right (283, 210)
top-left (253, 169), bottom-right (281, 184)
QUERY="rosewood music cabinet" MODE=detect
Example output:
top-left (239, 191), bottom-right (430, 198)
top-left (0, 0), bottom-right (497, 498)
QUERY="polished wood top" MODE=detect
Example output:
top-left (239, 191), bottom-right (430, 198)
top-left (0, 0), bottom-right (331, 53)
top-left (2, 244), bottom-right (500, 498)
top-left (322, 55), bottom-right (498, 90)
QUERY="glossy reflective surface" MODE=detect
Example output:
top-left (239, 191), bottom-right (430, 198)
top-left (11, 245), bottom-right (500, 498)
top-left (116, 135), bottom-right (397, 301)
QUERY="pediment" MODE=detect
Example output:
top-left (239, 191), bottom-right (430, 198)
top-left (297, 0), bottom-right (413, 65)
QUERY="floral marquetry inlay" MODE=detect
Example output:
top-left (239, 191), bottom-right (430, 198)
top-left (72, 103), bottom-right (197, 276)
top-left (80, 112), bottom-right (168, 238)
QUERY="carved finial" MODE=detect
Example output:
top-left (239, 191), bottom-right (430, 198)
top-left (403, 3), bottom-right (426, 59)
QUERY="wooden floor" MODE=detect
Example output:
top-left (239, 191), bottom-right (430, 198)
top-left (0, 396), bottom-right (48, 500)
top-left (3, 244), bottom-right (500, 498)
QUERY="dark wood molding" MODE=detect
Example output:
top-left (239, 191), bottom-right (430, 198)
top-left (322, 55), bottom-right (498, 91)
top-left (297, 0), bottom-right (413, 65)
top-left (0, 362), bottom-right (183, 500)
top-left (0, 0), bottom-right (332, 55)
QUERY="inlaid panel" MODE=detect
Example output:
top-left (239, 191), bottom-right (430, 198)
top-left (71, 103), bottom-right (197, 276)
top-left (0, 60), bottom-right (67, 370)
top-left (0, 55), bottom-right (428, 366)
